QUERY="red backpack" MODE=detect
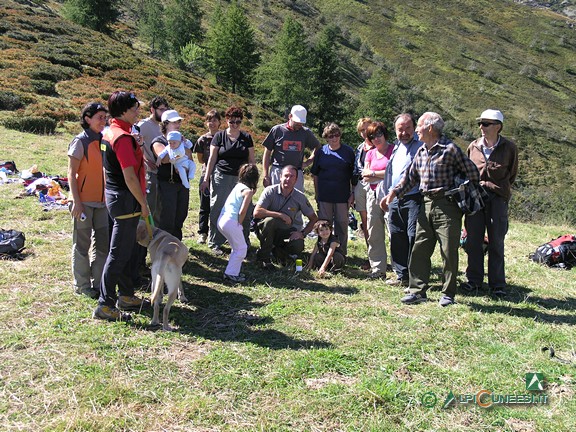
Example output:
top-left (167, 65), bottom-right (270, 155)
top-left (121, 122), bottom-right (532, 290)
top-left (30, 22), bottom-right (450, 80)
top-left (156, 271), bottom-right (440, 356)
top-left (530, 235), bottom-right (576, 269)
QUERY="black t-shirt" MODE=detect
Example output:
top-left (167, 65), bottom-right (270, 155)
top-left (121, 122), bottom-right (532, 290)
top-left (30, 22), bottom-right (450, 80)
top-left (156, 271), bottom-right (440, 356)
top-left (150, 135), bottom-right (182, 184)
top-left (210, 130), bottom-right (253, 176)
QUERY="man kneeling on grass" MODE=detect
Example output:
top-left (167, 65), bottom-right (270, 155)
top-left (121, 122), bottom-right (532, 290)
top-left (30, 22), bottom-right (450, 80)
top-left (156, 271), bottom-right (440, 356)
top-left (253, 165), bottom-right (318, 268)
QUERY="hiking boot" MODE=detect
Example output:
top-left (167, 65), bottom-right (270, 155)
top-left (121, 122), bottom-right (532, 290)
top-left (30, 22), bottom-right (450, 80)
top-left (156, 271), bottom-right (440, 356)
top-left (223, 273), bottom-right (246, 283)
top-left (117, 295), bottom-right (149, 311)
top-left (386, 277), bottom-right (409, 287)
top-left (439, 295), bottom-right (455, 307)
top-left (75, 286), bottom-right (99, 299)
top-left (93, 305), bottom-right (131, 322)
top-left (211, 246), bottom-right (224, 256)
top-left (401, 293), bottom-right (428, 304)
top-left (368, 271), bottom-right (384, 279)
top-left (197, 233), bottom-right (207, 244)
top-left (491, 287), bottom-right (507, 297)
top-left (460, 281), bottom-right (480, 292)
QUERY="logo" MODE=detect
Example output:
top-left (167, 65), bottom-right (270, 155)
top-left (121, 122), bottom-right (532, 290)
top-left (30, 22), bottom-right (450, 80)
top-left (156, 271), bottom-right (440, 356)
top-left (443, 390), bottom-right (456, 409)
top-left (421, 391), bottom-right (437, 408)
top-left (526, 373), bottom-right (545, 391)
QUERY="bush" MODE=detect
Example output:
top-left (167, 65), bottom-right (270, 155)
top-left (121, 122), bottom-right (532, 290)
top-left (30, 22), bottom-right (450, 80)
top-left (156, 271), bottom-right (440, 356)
top-left (2, 116), bottom-right (57, 134)
top-left (31, 79), bottom-right (57, 96)
top-left (29, 64), bottom-right (80, 82)
top-left (0, 91), bottom-right (29, 110)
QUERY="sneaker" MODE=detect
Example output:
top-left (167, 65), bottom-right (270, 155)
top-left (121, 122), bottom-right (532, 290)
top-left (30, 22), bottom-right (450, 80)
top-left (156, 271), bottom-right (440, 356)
top-left (117, 295), bottom-right (149, 311)
top-left (93, 305), bottom-right (131, 321)
top-left (460, 281), bottom-right (480, 292)
top-left (401, 293), bottom-right (428, 304)
top-left (368, 272), bottom-right (384, 279)
top-left (211, 246), bottom-right (225, 256)
top-left (75, 286), bottom-right (99, 299)
top-left (439, 295), bottom-right (455, 307)
top-left (386, 278), bottom-right (409, 287)
top-left (223, 273), bottom-right (246, 283)
top-left (197, 233), bottom-right (207, 244)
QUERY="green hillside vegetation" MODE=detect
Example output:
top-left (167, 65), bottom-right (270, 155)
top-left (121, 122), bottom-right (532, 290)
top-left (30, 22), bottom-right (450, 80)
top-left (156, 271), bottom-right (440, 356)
top-left (1, 0), bottom-right (576, 224)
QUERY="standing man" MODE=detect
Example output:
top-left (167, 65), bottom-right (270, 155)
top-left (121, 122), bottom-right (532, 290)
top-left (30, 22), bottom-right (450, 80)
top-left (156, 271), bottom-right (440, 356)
top-left (462, 109), bottom-right (518, 297)
top-left (262, 105), bottom-right (321, 228)
top-left (382, 112), bottom-right (480, 307)
top-left (254, 165), bottom-right (318, 267)
top-left (137, 96), bottom-right (169, 226)
top-left (93, 91), bottom-right (149, 322)
top-left (377, 113), bottom-right (423, 287)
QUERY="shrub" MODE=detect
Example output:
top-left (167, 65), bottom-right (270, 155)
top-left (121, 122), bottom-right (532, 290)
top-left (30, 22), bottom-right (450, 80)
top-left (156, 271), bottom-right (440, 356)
top-left (2, 116), bottom-right (57, 134)
top-left (0, 91), bottom-right (28, 110)
top-left (29, 64), bottom-right (80, 82)
top-left (31, 79), bottom-right (57, 96)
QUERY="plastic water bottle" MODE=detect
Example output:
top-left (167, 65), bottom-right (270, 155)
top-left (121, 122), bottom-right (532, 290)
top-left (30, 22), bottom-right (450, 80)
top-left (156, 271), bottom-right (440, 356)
top-left (295, 259), bottom-right (303, 272)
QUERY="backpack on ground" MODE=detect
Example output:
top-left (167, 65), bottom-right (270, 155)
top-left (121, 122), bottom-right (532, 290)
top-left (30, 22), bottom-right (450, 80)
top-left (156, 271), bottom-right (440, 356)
top-left (529, 234), bottom-right (576, 269)
top-left (0, 229), bottom-right (26, 257)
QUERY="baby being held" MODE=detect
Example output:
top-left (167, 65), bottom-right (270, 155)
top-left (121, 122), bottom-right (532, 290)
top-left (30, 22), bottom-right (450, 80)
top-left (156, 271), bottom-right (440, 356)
top-left (157, 130), bottom-right (196, 188)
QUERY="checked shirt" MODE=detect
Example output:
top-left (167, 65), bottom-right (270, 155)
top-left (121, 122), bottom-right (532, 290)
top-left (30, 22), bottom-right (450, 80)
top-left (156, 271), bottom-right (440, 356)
top-left (393, 136), bottom-right (479, 199)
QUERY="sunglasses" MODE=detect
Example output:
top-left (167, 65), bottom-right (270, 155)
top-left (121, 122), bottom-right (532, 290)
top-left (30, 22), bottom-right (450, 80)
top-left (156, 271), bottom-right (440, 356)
top-left (228, 119), bottom-right (242, 125)
top-left (368, 131), bottom-right (385, 140)
top-left (326, 134), bottom-right (340, 139)
top-left (478, 121), bottom-right (498, 127)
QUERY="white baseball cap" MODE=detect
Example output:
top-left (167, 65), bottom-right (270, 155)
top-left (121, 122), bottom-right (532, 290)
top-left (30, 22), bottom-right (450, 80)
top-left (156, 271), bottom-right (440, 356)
top-left (161, 109), bottom-right (183, 123)
top-left (476, 109), bottom-right (504, 123)
top-left (290, 105), bottom-right (307, 123)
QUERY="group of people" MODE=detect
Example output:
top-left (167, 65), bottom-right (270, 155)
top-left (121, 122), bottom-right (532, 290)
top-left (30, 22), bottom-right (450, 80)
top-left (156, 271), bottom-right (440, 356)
top-left (68, 92), bottom-right (518, 322)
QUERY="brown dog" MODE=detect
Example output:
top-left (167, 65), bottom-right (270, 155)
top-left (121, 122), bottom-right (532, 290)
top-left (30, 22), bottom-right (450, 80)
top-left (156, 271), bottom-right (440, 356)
top-left (136, 221), bottom-right (188, 331)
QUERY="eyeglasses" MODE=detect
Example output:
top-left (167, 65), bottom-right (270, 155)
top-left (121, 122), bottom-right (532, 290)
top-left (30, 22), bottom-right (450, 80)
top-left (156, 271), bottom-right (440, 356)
top-left (228, 119), bottom-right (242, 125)
top-left (478, 121), bottom-right (498, 127)
top-left (368, 131), bottom-right (385, 140)
top-left (326, 134), bottom-right (340, 139)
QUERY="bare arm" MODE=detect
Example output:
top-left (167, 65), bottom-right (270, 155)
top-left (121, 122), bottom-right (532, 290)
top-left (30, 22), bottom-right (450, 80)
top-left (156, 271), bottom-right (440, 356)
top-left (201, 145), bottom-right (219, 193)
top-left (248, 147), bottom-right (255, 165)
top-left (253, 204), bottom-right (292, 225)
top-left (237, 189), bottom-right (255, 225)
top-left (305, 244), bottom-right (318, 270)
top-left (262, 147), bottom-right (272, 187)
top-left (67, 156), bottom-right (83, 220)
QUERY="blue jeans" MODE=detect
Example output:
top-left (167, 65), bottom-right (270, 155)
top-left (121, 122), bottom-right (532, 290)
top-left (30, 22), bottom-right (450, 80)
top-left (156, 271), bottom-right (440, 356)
top-left (388, 193), bottom-right (421, 281)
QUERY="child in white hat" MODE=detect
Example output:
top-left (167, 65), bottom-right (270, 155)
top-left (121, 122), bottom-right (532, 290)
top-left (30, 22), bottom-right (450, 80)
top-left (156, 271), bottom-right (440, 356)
top-left (156, 130), bottom-right (196, 188)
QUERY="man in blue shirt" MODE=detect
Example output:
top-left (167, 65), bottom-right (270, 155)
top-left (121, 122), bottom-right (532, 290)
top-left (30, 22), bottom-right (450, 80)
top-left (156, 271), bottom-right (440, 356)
top-left (377, 114), bottom-right (422, 286)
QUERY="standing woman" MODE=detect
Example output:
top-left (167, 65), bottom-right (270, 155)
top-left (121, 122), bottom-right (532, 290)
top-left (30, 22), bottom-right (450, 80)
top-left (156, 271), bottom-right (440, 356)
top-left (194, 109), bottom-right (221, 244)
top-left (68, 102), bottom-right (109, 299)
top-left (353, 117), bottom-right (374, 268)
top-left (463, 109), bottom-right (518, 296)
top-left (151, 109), bottom-right (191, 241)
top-left (311, 123), bottom-right (355, 255)
top-left (362, 121), bottom-right (393, 278)
top-left (94, 91), bottom-right (148, 322)
top-left (201, 106), bottom-right (256, 255)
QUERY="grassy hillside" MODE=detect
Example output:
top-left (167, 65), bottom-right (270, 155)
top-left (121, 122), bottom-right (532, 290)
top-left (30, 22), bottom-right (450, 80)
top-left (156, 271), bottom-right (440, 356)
top-left (1, 122), bottom-right (575, 431)
top-left (1, 0), bottom-right (576, 223)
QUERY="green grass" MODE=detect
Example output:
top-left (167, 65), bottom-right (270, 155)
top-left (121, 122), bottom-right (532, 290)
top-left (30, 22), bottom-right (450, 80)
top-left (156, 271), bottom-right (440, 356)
top-left (1, 126), bottom-right (575, 431)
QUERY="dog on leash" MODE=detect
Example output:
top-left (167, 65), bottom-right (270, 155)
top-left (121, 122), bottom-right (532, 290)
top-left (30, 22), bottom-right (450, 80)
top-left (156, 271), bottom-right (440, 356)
top-left (136, 221), bottom-right (188, 331)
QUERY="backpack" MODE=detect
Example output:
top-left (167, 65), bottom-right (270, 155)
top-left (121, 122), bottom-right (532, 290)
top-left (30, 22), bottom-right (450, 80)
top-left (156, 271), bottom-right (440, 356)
top-left (0, 229), bottom-right (26, 257)
top-left (529, 234), bottom-right (576, 269)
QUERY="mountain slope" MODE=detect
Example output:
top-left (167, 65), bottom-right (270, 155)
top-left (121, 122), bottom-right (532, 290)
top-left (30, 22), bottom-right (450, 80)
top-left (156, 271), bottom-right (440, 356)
top-left (0, 0), bottom-right (575, 223)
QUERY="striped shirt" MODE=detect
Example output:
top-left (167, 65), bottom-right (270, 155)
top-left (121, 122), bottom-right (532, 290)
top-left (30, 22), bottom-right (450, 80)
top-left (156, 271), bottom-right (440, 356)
top-left (393, 136), bottom-right (480, 199)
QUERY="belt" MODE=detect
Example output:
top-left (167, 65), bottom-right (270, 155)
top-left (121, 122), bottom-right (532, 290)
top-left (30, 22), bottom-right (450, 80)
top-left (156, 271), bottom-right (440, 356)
top-left (422, 190), bottom-right (445, 200)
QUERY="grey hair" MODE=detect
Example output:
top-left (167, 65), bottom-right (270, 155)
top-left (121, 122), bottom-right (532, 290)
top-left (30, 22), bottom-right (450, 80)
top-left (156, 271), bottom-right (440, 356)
top-left (420, 112), bottom-right (444, 134)
top-left (322, 122), bottom-right (341, 138)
